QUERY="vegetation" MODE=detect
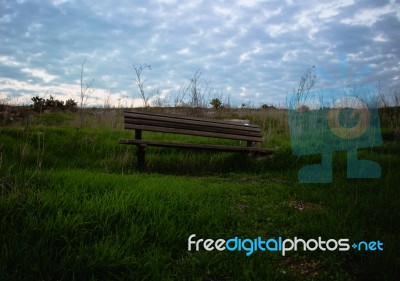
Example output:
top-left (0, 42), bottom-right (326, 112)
top-left (0, 106), bottom-right (399, 280)
top-left (210, 98), bottom-right (222, 109)
top-left (31, 95), bottom-right (78, 112)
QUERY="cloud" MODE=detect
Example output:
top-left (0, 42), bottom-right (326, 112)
top-left (341, 1), bottom-right (400, 26)
top-left (21, 68), bottom-right (57, 83)
top-left (0, 0), bottom-right (399, 107)
top-left (0, 56), bottom-right (22, 67)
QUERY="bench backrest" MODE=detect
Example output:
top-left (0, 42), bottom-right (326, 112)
top-left (124, 110), bottom-right (263, 143)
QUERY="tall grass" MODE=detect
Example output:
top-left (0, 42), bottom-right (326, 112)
top-left (0, 108), bottom-right (399, 280)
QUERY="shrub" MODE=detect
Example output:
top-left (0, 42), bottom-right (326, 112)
top-left (210, 98), bottom-right (222, 109)
top-left (31, 96), bottom-right (45, 111)
top-left (65, 99), bottom-right (78, 111)
top-left (31, 95), bottom-right (77, 112)
top-left (261, 104), bottom-right (276, 109)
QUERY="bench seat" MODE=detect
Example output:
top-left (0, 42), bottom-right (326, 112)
top-left (119, 139), bottom-right (274, 155)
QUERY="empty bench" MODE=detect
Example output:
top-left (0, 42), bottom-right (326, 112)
top-left (119, 110), bottom-right (273, 171)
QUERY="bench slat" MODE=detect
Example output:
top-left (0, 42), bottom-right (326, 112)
top-left (125, 124), bottom-right (263, 142)
top-left (119, 139), bottom-right (273, 155)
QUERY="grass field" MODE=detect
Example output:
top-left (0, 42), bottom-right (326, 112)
top-left (0, 107), bottom-right (399, 280)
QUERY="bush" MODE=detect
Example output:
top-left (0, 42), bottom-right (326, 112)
top-left (31, 96), bottom-right (45, 111)
top-left (261, 104), bottom-right (276, 109)
top-left (31, 95), bottom-right (77, 112)
top-left (210, 98), bottom-right (222, 109)
top-left (65, 99), bottom-right (78, 111)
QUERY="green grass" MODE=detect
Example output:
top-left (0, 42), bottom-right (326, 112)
top-left (0, 108), bottom-right (399, 280)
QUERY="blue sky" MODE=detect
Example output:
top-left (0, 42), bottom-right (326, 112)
top-left (1, 0), bottom-right (399, 107)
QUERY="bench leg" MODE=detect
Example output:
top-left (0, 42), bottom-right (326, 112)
top-left (134, 129), bottom-right (145, 172)
top-left (137, 145), bottom-right (145, 172)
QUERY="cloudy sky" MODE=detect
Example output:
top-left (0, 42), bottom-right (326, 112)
top-left (1, 0), bottom-right (399, 107)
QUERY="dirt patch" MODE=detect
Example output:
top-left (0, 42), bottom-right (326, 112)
top-left (288, 200), bottom-right (325, 211)
top-left (233, 203), bottom-right (249, 210)
top-left (279, 258), bottom-right (322, 279)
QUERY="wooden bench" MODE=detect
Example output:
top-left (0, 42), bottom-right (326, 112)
top-left (119, 110), bottom-right (273, 171)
